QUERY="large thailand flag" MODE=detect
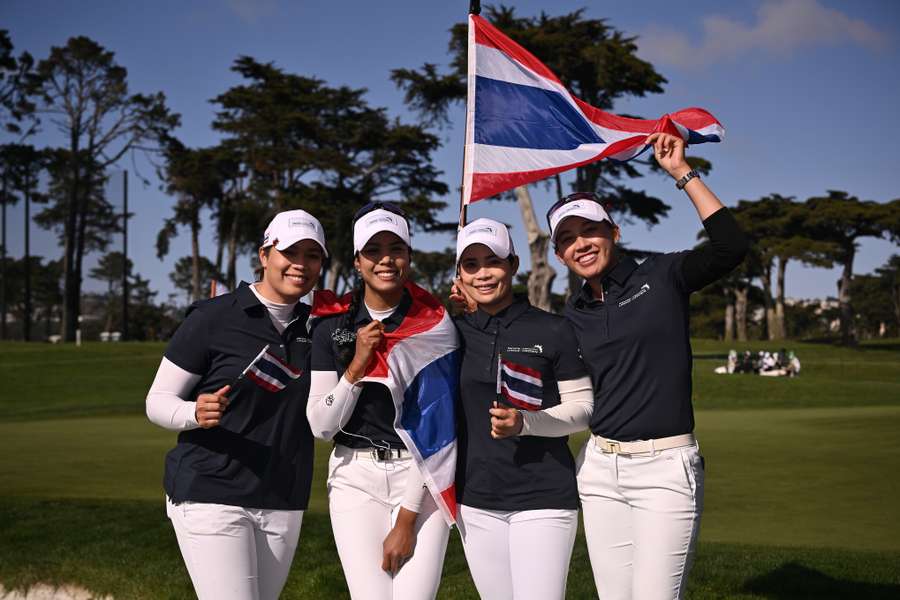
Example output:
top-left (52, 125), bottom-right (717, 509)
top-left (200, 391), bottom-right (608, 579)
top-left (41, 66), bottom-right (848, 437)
top-left (462, 14), bottom-right (725, 204)
top-left (312, 284), bottom-right (461, 525)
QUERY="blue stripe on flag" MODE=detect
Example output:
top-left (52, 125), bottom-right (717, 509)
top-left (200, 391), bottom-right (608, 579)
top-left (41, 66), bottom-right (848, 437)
top-left (400, 350), bottom-right (460, 460)
top-left (474, 76), bottom-right (603, 150)
top-left (255, 358), bottom-right (292, 385)
top-left (687, 130), bottom-right (721, 144)
top-left (502, 373), bottom-right (543, 400)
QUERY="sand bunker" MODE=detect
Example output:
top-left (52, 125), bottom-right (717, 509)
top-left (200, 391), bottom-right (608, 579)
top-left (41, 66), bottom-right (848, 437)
top-left (0, 584), bottom-right (112, 600)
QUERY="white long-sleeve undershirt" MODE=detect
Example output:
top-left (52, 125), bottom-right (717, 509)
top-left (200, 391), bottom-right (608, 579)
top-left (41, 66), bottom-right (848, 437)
top-left (307, 367), bottom-right (427, 513)
top-left (146, 357), bottom-right (202, 431)
top-left (519, 376), bottom-right (594, 437)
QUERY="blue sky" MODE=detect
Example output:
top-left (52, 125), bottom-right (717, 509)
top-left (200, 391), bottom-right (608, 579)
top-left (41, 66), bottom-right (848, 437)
top-left (2, 0), bottom-right (898, 303)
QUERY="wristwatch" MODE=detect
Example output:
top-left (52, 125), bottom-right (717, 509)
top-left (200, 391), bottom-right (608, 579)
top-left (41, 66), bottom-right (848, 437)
top-left (675, 169), bottom-right (700, 190)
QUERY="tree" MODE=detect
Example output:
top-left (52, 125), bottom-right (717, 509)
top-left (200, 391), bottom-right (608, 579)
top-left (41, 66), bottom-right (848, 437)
top-left (157, 142), bottom-right (231, 302)
top-left (89, 251), bottom-right (133, 331)
top-left (392, 6), bottom-right (708, 309)
top-left (31, 36), bottom-right (179, 341)
top-left (211, 57), bottom-right (448, 290)
top-left (875, 255), bottom-right (900, 334)
top-left (0, 30), bottom-right (37, 136)
top-left (411, 248), bottom-right (457, 299)
top-left (169, 256), bottom-right (223, 305)
top-left (0, 143), bottom-right (47, 341)
top-left (730, 195), bottom-right (837, 340)
top-left (802, 191), bottom-right (900, 344)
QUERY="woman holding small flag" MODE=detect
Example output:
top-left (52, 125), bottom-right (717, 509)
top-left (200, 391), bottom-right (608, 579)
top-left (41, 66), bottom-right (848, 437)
top-left (452, 218), bottom-right (593, 600)
top-left (306, 202), bottom-right (458, 600)
top-left (146, 209), bottom-right (328, 600)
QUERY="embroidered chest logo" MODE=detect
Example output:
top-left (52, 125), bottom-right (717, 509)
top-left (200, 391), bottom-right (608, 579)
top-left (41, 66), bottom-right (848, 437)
top-left (505, 344), bottom-right (543, 355)
top-left (618, 283), bottom-right (650, 308)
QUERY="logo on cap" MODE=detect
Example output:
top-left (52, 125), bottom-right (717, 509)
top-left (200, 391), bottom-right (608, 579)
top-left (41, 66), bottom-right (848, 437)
top-left (288, 217), bottom-right (317, 230)
top-left (469, 226), bottom-right (495, 236)
top-left (365, 215), bottom-right (395, 226)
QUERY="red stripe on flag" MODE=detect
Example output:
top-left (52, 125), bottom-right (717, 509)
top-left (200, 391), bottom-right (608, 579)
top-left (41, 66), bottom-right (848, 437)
top-left (439, 484), bottom-right (458, 521)
top-left (267, 352), bottom-right (302, 377)
top-left (501, 386), bottom-right (541, 411)
top-left (501, 359), bottom-right (541, 380)
top-left (247, 370), bottom-right (282, 393)
top-left (469, 136), bottom-right (645, 202)
top-left (472, 15), bottom-right (562, 85)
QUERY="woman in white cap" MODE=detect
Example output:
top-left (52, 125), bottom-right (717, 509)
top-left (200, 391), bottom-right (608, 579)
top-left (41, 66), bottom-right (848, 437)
top-left (145, 209), bottom-right (328, 599)
top-left (306, 202), bottom-right (452, 600)
top-left (547, 132), bottom-right (749, 599)
top-left (453, 218), bottom-right (594, 600)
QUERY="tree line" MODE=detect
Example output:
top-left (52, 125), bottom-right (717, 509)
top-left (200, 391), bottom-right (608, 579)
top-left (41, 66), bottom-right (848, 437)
top-left (1, 7), bottom-right (898, 344)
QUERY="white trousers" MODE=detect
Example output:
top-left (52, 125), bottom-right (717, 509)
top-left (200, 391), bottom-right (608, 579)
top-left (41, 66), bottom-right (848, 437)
top-left (165, 496), bottom-right (303, 600)
top-left (576, 439), bottom-right (704, 600)
top-left (457, 504), bottom-right (578, 600)
top-left (327, 446), bottom-right (450, 600)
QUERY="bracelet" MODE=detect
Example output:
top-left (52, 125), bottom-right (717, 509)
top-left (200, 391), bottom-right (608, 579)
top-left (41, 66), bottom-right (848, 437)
top-left (675, 169), bottom-right (700, 190)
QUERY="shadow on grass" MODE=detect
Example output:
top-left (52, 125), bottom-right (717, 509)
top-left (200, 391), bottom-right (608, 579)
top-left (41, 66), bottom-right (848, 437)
top-left (743, 561), bottom-right (900, 600)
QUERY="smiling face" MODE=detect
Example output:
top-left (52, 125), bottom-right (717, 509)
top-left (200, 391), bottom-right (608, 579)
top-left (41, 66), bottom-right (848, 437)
top-left (355, 230), bottom-right (411, 307)
top-left (258, 239), bottom-right (324, 303)
top-left (458, 243), bottom-right (518, 315)
top-left (553, 216), bottom-right (620, 281)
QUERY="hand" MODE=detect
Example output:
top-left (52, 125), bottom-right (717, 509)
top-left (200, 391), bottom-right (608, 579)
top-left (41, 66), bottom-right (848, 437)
top-left (490, 402), bottom-right (523, 439)
top-left (382, 508), bottom-right (417, 575)
top-left (345, 321), bottom-right (385, 383)
top-left (195, 385), bottom-right (230, 428)
top-left (449, 277), bottom-right (477, 314)
top-left (646, 132), bottom-right (691, 180)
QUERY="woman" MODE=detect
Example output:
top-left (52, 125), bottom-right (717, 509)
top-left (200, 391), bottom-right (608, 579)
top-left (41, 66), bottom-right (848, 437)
top-left (306, 202), bottom-right (451, 600)
top-left (145, 209), bottom-right (328, 599)
top-left (453, 218), bottom-right (594, 600)
top-left (549, 132), bottom-right (749, 599)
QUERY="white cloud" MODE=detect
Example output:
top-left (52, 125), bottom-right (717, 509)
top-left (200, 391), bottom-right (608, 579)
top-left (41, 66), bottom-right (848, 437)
top-left (226, 0), bottom-right (278, 24)
top-left (638, 0), bottom-right (889, 69)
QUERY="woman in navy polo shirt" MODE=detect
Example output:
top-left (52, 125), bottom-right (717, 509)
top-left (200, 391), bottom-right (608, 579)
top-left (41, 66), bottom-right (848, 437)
top-left (548, 132), bottom-right (749, 600)
top-left (145, 209), bottom-right (327, 600)
top-left (306, 203), bottom-right (452, 600)
top-left (453, 218), bottom-right (593, 600)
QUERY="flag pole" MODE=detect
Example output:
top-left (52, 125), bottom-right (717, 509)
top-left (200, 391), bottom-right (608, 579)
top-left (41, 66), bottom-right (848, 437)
top-left (458, 0), bottom-right (481, 229)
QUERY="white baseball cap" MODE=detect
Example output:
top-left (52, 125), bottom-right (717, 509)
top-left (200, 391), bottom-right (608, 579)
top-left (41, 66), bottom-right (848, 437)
top-left (456, 218), bottom-right (516, 262)
top-left (262, 209), bottom-right (328, 257)
top-left (548, 196), bottom-right (615, 243)
top-left (353, 208), bottom-right (411, 253)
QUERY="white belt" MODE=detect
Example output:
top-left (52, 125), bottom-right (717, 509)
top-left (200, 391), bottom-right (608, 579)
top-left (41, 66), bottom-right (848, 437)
top-left (335, 444), bottom-right (411, 462)
top-left (592, 433), bottom-right (696, 456)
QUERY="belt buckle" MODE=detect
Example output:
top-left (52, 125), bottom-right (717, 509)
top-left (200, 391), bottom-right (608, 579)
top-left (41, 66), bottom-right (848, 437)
top-left (601, 440), bottom-right (620, 454)
top-left (373, 448), bottom-right (393, 461)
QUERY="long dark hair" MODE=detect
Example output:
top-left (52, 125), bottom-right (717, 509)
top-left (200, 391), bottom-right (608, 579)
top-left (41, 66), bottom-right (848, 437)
top-left (332, 275), bottom-right (365, 368)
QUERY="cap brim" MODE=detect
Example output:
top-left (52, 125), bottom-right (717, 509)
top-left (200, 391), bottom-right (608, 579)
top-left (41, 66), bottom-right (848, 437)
top-left (274, 235), bottom-right (329, 257)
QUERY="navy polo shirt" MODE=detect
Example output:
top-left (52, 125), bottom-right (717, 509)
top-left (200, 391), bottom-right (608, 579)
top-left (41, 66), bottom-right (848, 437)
top-left (309, 291), bottom-right (412, 449)
top-left (454, 298), bottom-right (587, 511)
top-left (162, 282), bottom-right (314, 510)
top-left (563, 207), bottom-right (748, 442)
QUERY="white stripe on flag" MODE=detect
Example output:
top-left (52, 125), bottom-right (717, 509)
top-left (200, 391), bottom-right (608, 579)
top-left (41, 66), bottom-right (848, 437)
top-left (501, 383), bottom-right (542, 408)
top-left (475, 143), bottom-right (610, 173)
top-left (249, 366), bottom-right (284, 390)
top-left (502, 362), bottom-right (541, 387)
top-left (264, 354), bottom-right (300, 379)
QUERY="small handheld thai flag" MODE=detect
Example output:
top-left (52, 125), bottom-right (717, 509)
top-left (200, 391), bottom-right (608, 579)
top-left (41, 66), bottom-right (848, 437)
top-left (239, 344), bottom-right (303, 393)
top-left (497, 354), bottom-right (544, 411)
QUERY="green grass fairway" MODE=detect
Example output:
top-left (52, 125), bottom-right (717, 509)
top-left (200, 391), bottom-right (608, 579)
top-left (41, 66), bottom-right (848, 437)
top-left (1, 340), bottom-right (899, 598)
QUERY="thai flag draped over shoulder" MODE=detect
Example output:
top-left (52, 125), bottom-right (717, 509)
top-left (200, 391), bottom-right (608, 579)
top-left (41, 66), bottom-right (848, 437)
top-left (312, 284), bottom-right (461, 525)
top-left (463, 14), bottom-right (725, 204)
